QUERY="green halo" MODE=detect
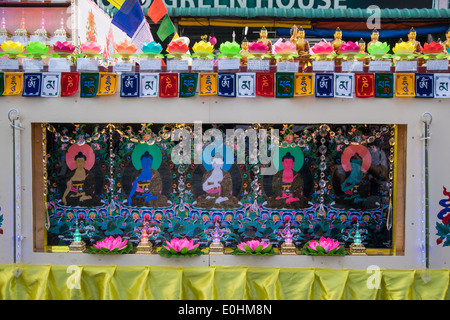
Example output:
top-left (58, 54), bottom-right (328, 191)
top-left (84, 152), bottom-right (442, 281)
top-left (131, 143), bottom-right (162, 170)
top-left (273, 143), bottom-right (304, 172)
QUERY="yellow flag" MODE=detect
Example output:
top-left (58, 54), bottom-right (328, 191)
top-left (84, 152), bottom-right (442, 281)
top-left (172, 33), bottom-right (179, 41)
top-left (199, 73), bottom-right (218, 95)
top-left (97, 72), bottom-right (118, 95)
top-left (294, 73), bottom-right (314, 96)
top-left (395, 73), bottom-right (415, 97)
top-left (106, 0), bottom-right (125, 9)
top-left (3, 72), bottom-right (23, 95)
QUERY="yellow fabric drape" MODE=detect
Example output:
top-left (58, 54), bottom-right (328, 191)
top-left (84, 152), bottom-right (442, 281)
top-left (0, 265), bottom-right (449, 300)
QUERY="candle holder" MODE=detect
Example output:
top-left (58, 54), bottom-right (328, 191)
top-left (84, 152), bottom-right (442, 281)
top-left (279, 221), bottom-right (297, 255)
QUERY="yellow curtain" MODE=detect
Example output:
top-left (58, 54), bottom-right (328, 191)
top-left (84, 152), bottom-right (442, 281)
top-left (0, 265), bottom-right (449, 300)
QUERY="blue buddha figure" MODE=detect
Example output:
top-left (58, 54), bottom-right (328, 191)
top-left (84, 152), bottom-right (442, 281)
top-left (128, 151), bottom-right (169, 207)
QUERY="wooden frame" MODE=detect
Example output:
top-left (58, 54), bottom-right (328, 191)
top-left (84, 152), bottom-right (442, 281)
top-left (32, 123), bottom-right (407, 255)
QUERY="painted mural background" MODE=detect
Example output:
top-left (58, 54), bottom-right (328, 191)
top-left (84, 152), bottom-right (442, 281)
top-left (44, 123), bottom-right (396, 249)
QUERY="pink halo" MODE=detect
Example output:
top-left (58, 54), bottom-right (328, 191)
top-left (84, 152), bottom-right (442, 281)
top-left (66, 144), bottom-right (95, 171)
top-left (341, 144), bottom-right (372, 173)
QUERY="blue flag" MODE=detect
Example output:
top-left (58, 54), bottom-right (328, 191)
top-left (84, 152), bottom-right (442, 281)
top-left (218, 73), bottom-right (236, 97)
top-left (415, 73), bottom-right (434, 98)
top-left (23, 73), bottom-right (42, 97)
top-left (120, 73), bottom-right (140, 97)
top-left (315, 73), bottom-right (334, 98)
top-left (111, 0), bottom-right (144, 38)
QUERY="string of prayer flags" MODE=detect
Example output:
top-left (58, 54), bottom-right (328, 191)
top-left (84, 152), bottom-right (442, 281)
top-left (315, 73), bottom-right (334, 98)
top-left (294, 73), bottom-right (314, 96)
top-left (374, 73), bottom-right (394, 98)
top-left (179, 73), bottom-right (198, 97)
top-left (0, 72), bottom-right (4, 96)
top-left (415, 73), bottom-right (434, 98)
top-left (256, 72), bottom-right (275, 97)
top-left (41, 73), bottom-right (61, 97)
top-left (23, 73), bottom-right (42, 97)
top-left (275, 73), bottom-right (294, 98)
top-left (199, 73), bottom-right (217, 96)
top-left (3, 72), bottom-right (23, 96)
top-left (140, 73), bottom-right (159, 97)
top-left (120, 73), bottom-right (140, 97)
top-left (334, 73), bottom-right (354, 98)
top-left (61, 72), bottom-right (79, 97)
top-left (218, 73), bottom-right (236, 97)
top-left (355, 73), bottom-right (375, 98)
top-left (395, 73), bottom-right (415, 97)
top-left (80, 73), bottom-right (99, 98)
top-left (434, 73), bottom-right (450, 98)
top-left (237, 72), bottom-right (256, 98)
top-left (97, 72), bottom-right (118, 96)
top-left (159, 72), bottom-right (178, 97)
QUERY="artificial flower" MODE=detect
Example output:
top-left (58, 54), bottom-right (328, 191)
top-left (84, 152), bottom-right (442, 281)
top-left (232, 240), bottom-right (274, 255)
top-left (340, 41), bottom-right (360, 53)
top-left (192, 40), bottom-right (215, 59)
top-left (248, 41), bottom-right (268, 54)
top-left (87, 236), bottom-right (133, 254)
top-left (53, 41), bottom-right (76, 54)
top-left (367, 41), bottom-right (391, 56)
top-left (158, 237), bottom-right (203, 257)
top-left (25, 41), bottom-right (49, 56)
top-left (142, 41), bottom-right (162, 54)
top-left (301, 236), bottom-right (346, 255)
top-left (310, 40), bottom-right (333, 54)
top-left (422, 41), bottom-right (444, 54)
top-left (79, 41), bottom-right (102, 55)
top-left (218, 41), bottom-right (241, 58)
top-left (0, 40), bottom-right (25, 56)
top-left (114, 39), bottom-right (137, 54)
top-left (392, 41), bottom-right (415, 55)
top-left (167, 39), bottom-right (190, 54)
top-left (273, 38), bottom-right (296, 54)
top-left (209, 36), bottom-right (217, 46)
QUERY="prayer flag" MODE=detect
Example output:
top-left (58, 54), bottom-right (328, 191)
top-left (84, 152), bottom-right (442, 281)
top-left (415, 73), bottom-right (434, 98)
top-left (237, 72), bottom-right (256, 97)
top-left (120, 73), bottom-right (140, 97)
top-left (395, 73), bottom-right (415, 97)
top-left (159, 72), bottom-right (178, 97)
top-left (275, 73), bottom-right (295, 98)
top-left (294, 73), bottom-right (314, 96)
top-left (334, 73), bottom-right (354, 98)
top-left (157, 14), bottom-right (175, 41)
top-left (41, 73), bottom-right (61, 97)
top-left (199, 73), bottom-right (217, 96)
top-left (256, 72), bottom-right (275, 97)
top-left (22, 73), bottom-right (42, 97)
top-left (80, 73), bottom-right (99, 98)
top-left (3, 72), bottom-right (23, 96)
top-left (374, 73), bottom-right (394, 98)
top-left (97, 72), bottom-right (118, 95)
top-left (179, 73), bottom-right (198, 97)
top-left (61, 72), bottom-right (79, 97)
top-left (218, 73), bottom-right (236, 97)
top-left (434, 73), bottom-right (450, 98)
top-left (355, 73), bottom-right (375, 98)
top-left (315, 73), bottom-right (334, 98)
top-left (140, 73), bottom-right (159, 97)
top-left (147, 0), bottom-right (168, 24)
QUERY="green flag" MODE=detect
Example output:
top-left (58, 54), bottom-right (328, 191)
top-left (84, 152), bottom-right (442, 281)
top-left (157, 14), bottom-right (175, 41)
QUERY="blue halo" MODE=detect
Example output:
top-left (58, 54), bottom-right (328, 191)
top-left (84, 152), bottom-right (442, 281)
top-left (202, 144), bottom-right (233, 172)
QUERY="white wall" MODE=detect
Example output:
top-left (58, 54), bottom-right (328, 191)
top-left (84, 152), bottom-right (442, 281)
top-left (0, 93), bottom-right (448, 269)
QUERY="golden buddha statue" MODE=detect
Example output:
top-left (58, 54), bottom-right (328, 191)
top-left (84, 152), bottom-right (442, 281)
top-left (407, 27), bottom-right (422, 54)
top-left (259, 26), bottom-right (276, 65)
top-left (368, 28), bottom-right (379, 48)
top-left (443, 27), bottom-right (450, 53)
top-left (332, 27), bottom-right (343, 54)
top-left (358, 38), bottom-right (369, 65)
top-left (294, 26), bottom-right (310, 56)
top-left (239, 37), bottom-right (249, 66)
top-left (290, 25), bottom-right (298, 43)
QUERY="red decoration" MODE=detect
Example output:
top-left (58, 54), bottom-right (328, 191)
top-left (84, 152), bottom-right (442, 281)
top-left (61, 72), bottom-right (80, 97)
top-left (147, 0), bottom-right (168, 24)
top-left (355, 73), bottom-right (375, 98)
top-left (256, 72), bottom-right (275, 97)
top-left (159, 73), bottom-right (179, 97)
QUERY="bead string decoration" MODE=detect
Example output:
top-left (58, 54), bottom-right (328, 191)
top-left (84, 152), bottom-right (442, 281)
top-left (386, 125), bottom-right (396, 231)
top-left (42, 123), bottom-right (51, 230)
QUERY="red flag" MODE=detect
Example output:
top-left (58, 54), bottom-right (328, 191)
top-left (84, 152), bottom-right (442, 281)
top-left (159, 73), bottom-right (178, 97)
top-left (256, 72), bottom-right (275, 97)
top-left (355, 73), bottom-right (375, 98)
top-left (147, 0), bottom-right (168, 24)
top-left (61, 72), bottom-right (80, 97)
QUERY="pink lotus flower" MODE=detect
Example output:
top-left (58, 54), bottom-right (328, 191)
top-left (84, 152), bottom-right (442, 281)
top-left (248, 41), bottom-right (269, 54)
top-left (273, 38), bottom-right (296, 54)
top-left (306, 236), bottom-right (341, 253)
top-left (422, 41), bottom-right (444, 54)
top-left (79, 41), bottom-right (102, 55)
top-left (53, 41), bottom-right (75, 54)
top-left (93, 236), bottom-right (128, 251)
top-left (311, 41), bottom-right (333, 54)
top-left (340, 41), bottom-right (360, 53)
top-left (237, 240), bottom-right (272, 253)
top-left (163, 237), bottom-right (199, 253)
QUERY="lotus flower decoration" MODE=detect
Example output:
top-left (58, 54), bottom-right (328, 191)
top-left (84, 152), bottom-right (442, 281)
top-left (158, 237), bottom-right (204, 258)
top-left (419, 41), bottom-right (449, 60)
top-left (392, 41), bottom-right (416, 60)
top-left (218, 41), bottom-right (242, 59)
top-left (166, 37), bottom-right (191, 59)
top-left (248, 41), bottom-right (271, 59)
top-left (337, 41), bottom-right (365, 60)
top-left (25, 41), bottom-right (49, 59)
top-left (231, 240), bottom-right (275, 255)
top-left (113, 39), bottom-right (138, 61)
top-left (367, 41), bottom-right (391, 60)
top-left (0, 40), bottom-right (25, 58)
top-left (301, 236), bottom-right (347, 256)
top-left (192, 40), bottom-right (215, 59)
top-left (273, 38), bottom-right (298, 60)
top-left (310, 40), bottom-right (336, 60)
top-left (87, 236), bottom-right (133, 254)
top-left (79, 41), bottom-right (103, 58)
top-left (140, 41), bottom-right (164, 59)
top-left (53, 41), bottom-right (76, 58)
